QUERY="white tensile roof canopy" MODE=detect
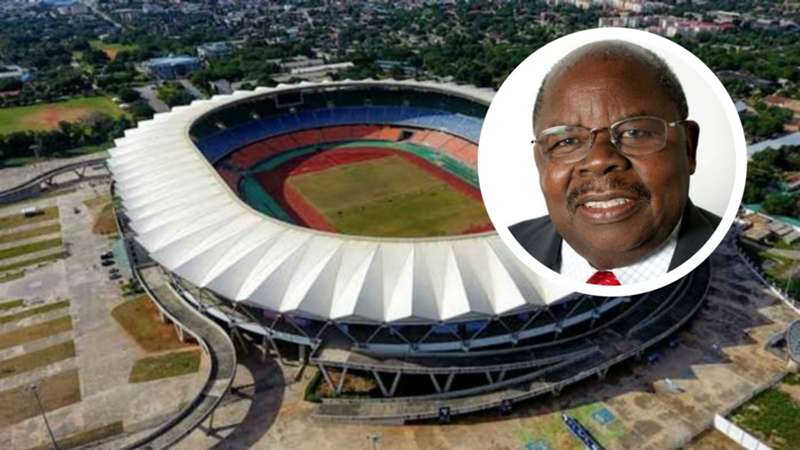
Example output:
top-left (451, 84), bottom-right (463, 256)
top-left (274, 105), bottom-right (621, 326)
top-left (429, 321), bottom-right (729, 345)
top-left (108, 80), bottom-right (569, 324)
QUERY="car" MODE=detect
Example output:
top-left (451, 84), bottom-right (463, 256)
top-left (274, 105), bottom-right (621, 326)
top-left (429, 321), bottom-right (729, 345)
top-left (73, 207), bottom-right (80, 214)
top-left (109, 273), bottom-right (122, 280)
top-left (101, 260), bottom-right (115, 267)
top-left (109, 268), bottom-right (120, 274)
top-left (100, 252), bottom-right (113, 260)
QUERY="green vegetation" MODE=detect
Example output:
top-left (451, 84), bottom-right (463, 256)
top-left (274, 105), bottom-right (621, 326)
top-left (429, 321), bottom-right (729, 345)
top-left (0, 300), bottom-right (69, 324)
top-left (0, 207), bottom-right (59, 231)
top-left (731, 388), bottom-right (800, 450)
top-left (121, 278), bottom-right (144, 296)
top-left (0, 238), bottom-right (63, 262)
top-left (288, 155), bottom-right (490, 237)
top-left (512, 403), bottom-right (625, 450)
top-left (129, 349), bottom-right (201, 383)
top-left (0, 272), bottom-right (24, 284)
top-left (785, 373), bottom-right (800, 386)
top-left (0, 316), bottom-right (72, 350)
top-left (0, 96), bottom-right (126, 135)
top-left (0, 341), bottom-right (75, 379)
top-left (0, 109), bottom-right (132, 166)
top-left (741, 102), bottom-right (794, 141)
top-left (90, 40), bottom-right (138, 61)
top-left (111, 296), bottom-right (193, 352)
top-left (0, 299), bottom-right (23, 311)
top-left (744, 145), bottom-right (800, 206)
top-left (0, 369), bottom-right (81, 427)
top-left (0, 223), bottom-right (60, 245)
top-left (157, 82), bottom-right (193, 108)
top-left (26, 421), bottom-right (124, 450)
top-left (0, 251), bottom-right (69, 273)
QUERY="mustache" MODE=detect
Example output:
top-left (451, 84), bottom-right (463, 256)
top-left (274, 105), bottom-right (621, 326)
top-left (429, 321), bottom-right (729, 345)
top-left (566, 178), bottom-right (651, 212)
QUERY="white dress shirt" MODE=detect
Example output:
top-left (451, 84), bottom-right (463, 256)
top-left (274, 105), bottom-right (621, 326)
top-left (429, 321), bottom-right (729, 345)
top-left (560, 220), bottom-right (681, 285)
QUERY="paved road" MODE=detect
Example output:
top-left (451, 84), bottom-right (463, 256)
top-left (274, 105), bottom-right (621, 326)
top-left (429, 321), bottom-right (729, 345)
top-left (179, 79), bottom-right (206, 100)
top-left (120, 266), bottom-right (237, 449)
top-left (135, 85), bottom-right (170, 113)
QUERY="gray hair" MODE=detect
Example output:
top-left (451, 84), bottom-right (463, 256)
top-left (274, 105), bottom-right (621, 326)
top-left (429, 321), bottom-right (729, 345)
top-left (532, 40), bottom-right (689, 128)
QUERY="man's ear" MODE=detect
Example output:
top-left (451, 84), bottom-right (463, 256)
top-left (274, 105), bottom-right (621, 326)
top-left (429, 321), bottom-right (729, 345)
top-left (683, 120), bottom-right (699, 175)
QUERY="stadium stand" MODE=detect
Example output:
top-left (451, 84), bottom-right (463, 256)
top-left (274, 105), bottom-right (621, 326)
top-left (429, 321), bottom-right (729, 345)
top-left (195, 106), bottom-right (484, 163)
top-left (215, 167), bottom-right (241, 191)
top-left (223, 124), bottom-right (482, 175)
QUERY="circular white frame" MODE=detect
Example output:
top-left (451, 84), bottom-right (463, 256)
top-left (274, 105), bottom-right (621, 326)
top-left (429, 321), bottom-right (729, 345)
top-left (477, 28), bottom-right (747, 297)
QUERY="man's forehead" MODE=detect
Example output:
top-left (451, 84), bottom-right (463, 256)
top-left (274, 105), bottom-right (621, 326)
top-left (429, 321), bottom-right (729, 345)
top-left (536, 59), bottom-right (674, 128)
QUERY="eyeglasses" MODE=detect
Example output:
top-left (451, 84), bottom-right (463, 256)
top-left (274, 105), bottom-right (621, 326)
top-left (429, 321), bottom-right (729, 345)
top-left (532, 116), bottom-right (689, 164)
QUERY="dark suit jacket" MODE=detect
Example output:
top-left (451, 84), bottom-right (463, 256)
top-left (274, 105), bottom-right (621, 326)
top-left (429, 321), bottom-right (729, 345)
top-left (508, 201), bottom-right (721, 272)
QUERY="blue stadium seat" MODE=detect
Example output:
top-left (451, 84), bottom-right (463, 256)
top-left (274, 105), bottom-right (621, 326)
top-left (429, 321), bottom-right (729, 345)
top-left (195, 105), bottom-right (484, 163)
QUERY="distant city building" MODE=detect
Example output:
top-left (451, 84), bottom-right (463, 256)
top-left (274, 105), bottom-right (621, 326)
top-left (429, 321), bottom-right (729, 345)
top-left (375, 60), bottom-right (418, 76)
top-left (285, 62), bottom-right (354, 81)
top-left (197, 42), bottom-right (232, 60)
top-left (763, 95), bottom-right (800, 116)
top-left (748, 132), bottom-right (800, 156)
top-left (143, 55), bottom-right (201, 80)
top-left (0, 65), bottom-right (32, 82)
top-left (717, 70), bottom-right (775, 91)
top-left (281, 57), bottom-right (325, 71)
top-left (740, 212), bottom-right (800, 245)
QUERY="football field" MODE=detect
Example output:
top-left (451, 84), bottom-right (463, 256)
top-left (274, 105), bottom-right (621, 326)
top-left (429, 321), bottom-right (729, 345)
top-left (0, 96), bottom-right (127, 135)
top-left (257, 148), bottom-right (491, 237)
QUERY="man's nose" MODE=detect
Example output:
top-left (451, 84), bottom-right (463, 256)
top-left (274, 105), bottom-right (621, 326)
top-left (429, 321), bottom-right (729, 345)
top-left (577, 130), bottom-right (630, 176)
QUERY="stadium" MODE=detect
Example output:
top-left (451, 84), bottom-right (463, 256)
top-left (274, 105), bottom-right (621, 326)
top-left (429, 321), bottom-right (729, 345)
top-left (108, 80), bottom-right (712, 422)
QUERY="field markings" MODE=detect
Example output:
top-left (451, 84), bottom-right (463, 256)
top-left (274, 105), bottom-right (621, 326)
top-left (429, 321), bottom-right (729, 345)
top-left (287, 153), bottom-right (490, 237)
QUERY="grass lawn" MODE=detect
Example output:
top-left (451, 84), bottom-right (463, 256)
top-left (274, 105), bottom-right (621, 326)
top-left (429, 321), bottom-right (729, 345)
top-left (0, 238), bottom-right (63, 261)
top-left (129, 349), bottom-right (201, 383)
top-left (0, 340), bottom-right (75, 379)
top-left (0, 96), bottom-right (126, 135)
top-left (0, 272), bottom-right (24, 284)
top-left (0, 206), bottom-right (59, 231)
top-left (92, 203), bottom-right (116, 235)
top-left (288, 155), bottom-right (490, 237)
top-left (0, 316), bottom-right (72, 350)
top-left (0, 299), bottom-right (24, 311)
top-left (730, 386), bottom-right (800, 450)
top-left (26, 421), bottom-right (123, 450)
top-left (0, 369), bottom-right (81, 427)
top-left (90, 40), bottom-right (138, 60)
top-left (0, 299), bottom-right (69, 324)
top-left (0, 223), bottom-right (60, 245)
top-left (0, 250), bottom-right (69, 273)
top-left (111, 296), bottom-right (193, 352)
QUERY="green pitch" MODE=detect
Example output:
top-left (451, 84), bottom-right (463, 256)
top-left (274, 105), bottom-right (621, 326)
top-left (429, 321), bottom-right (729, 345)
top-left (0, 96), bottom-right (127, 135)
top-left (288, 154), bottom-right (489, 237)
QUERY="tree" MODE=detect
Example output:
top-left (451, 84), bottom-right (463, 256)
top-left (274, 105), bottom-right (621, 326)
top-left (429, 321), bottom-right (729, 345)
top-left (763, 193), bottom-right (798, 216)
top-left (118, 87), bottom-right (140, 103)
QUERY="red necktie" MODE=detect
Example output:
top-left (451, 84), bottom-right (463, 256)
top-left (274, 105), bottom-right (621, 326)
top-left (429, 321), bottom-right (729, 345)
top-left (586, 271), bottom-right (621, 286)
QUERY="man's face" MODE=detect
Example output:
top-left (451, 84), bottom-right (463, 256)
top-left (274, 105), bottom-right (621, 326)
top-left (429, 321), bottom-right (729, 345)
top-left (534, 56), bottom-right (698, 270)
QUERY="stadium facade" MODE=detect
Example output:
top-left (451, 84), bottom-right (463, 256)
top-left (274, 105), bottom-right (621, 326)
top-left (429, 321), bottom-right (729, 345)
top-left (108, 80), bottom-right (712, 421)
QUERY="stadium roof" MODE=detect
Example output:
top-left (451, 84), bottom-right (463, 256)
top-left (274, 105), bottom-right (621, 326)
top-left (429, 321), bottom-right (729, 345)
top-left (108, 80), bottom-right (570, 324)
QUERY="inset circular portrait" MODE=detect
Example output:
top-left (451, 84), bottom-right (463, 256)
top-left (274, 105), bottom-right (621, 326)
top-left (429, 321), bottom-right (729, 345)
top-left (478, 27), bottom-right (746, 297)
